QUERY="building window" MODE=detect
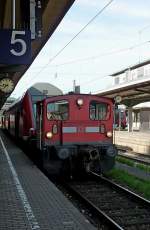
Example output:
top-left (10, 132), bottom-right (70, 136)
top-left (114, 77), bottom-right (119, 85)
top-left (125, 70), bottom-right (130, 82)
top-left (133, 111), bottom-right (140, 123)
top-left (144, 65), bottom-right (150, 77)
top-left (137, 67), bottom-right (144, 78)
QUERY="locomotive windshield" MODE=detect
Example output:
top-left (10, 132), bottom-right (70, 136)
top-left (47, 100), bottom-right (69, 120)
top-left (90, 101), bottom-right (108, 120)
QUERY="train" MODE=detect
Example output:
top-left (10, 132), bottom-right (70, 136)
top-left (2, 83), bottom-right (117, 177)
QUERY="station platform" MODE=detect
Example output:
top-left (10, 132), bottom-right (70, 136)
top-left (114, 130), bottom-right (150, 155)
top-left (0, 131), bottom-right (95, 230)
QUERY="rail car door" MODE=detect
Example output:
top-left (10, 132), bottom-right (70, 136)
top-left (15, 110), bottom-right (20, 138)
top-left (36, 102), bottom-right (43, 150)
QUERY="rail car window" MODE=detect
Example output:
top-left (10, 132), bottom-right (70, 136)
top-left (33, 104), bottom-right (37, 117)
top-left (90, 101), bottom-right (108, 120)
top-left (47, 100), bottom-right (69, 120)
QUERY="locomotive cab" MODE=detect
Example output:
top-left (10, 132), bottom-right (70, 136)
top-left (36, 94), bottom-right (117, 176)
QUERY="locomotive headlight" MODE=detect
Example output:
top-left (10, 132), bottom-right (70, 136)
top-left (106, 131), bottom-right (112, 137)
top-left (46, 132), bottom-right (53, 139)
top-left (77, 98), bottom-right (83, 106)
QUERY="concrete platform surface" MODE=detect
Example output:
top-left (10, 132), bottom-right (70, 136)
top-left (115, 162), bottom-right (150, 181)
top-left (114, 131), bottom-right (150, 155)
top-left (0, 131), bottom-right (96, 230)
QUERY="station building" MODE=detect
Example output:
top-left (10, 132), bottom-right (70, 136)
top-left (112, 59), bottom-right (150, 86)
top-left (112, 59), bottom-right (150, 132)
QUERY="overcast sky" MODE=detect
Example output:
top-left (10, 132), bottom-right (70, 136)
top-left (11, 0), bottom-right (150, 98)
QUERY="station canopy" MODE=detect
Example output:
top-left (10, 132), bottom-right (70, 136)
top-left (97, 60), bottom-right (150, 107)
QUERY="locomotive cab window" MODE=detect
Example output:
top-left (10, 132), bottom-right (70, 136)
top-left (90, 101), bottom-right (109, 120)
top-left (47, 100), bottom-right (69, 120)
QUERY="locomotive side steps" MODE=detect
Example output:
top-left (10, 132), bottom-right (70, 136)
top-left (0, 130), bottom-right (95, 230)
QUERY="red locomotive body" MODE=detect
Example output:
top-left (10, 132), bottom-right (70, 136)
top-left (36, 94), bottom-right (117, 175)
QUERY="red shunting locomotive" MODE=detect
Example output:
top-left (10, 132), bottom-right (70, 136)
top-left (3, 83), bottom-right (117, 176)
top-left (36, 93), bottom-right (117, 175)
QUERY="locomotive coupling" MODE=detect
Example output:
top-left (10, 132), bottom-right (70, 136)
top-left (88, 148), bottom-right (99, 161)
top-left (81, 147), bottom-right (100, 162)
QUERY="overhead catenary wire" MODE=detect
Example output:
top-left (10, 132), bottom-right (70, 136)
top-left (26, 21), bottom-right (150, 71)
top-left (45, 0), bottom-right (114, 65)
top-left (26, 0), bottom-right (114, 84)
top-left (28, 39), bottom-right (150, 71)
top-left (45, 40), bottom-right (150, 68)
top-left (17, 39), bottom-right (150, 96)
top-left (13, 1), bottom-right (150, 97)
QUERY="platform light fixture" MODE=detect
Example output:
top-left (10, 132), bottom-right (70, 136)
top-left (114, 95), bottom-right (122, 104)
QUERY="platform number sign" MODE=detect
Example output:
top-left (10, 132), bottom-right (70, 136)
top-left (10, 31), bottom-right (27, 57)
top-left (0, 29), bottom-right (31, 65)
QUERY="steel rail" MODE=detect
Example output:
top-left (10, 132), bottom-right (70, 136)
top-left (118, 151), bottom-right (150, 166)
top-left (90, 172), bottom-right (150, 208)
top-left (63, 172), bottom-right (150, 230)
top-left (64, 181), bottom-right (124, 230)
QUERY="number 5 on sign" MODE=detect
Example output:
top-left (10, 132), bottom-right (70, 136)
top-left (0, 29), bottom-right (31, 65)
top-left (10, 31), bottom-right (27, 56)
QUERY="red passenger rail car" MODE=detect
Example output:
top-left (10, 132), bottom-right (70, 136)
top-left (3, 83), bottom-right (117, 176)
top-left (3, 83), bottom-right (62, 141)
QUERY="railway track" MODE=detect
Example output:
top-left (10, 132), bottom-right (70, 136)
top-left (63, 172), bottom-right (150, 230)
top-left (118, 151), bottom-right (150, 166)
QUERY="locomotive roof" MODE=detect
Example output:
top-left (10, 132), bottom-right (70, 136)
top-left (39, 93), bottom-right (113, 102)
